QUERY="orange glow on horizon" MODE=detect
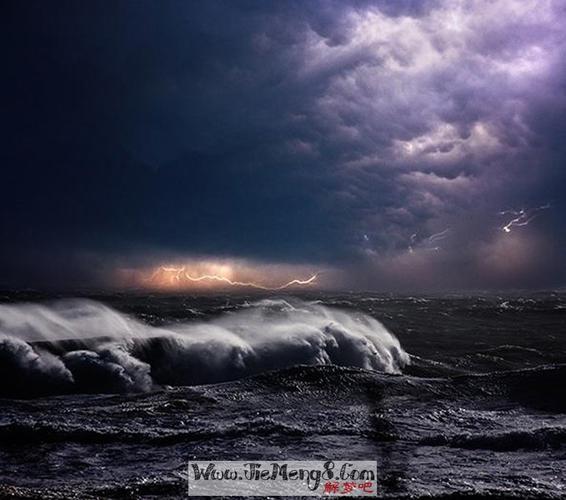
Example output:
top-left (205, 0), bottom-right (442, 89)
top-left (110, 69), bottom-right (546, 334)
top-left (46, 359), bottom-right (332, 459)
top-left (141, 263), bottom-right (319, 291)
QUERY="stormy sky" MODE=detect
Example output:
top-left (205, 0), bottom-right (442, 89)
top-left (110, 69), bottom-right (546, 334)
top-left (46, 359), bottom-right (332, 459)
top-left (2, 0), bottom-right (565, 290)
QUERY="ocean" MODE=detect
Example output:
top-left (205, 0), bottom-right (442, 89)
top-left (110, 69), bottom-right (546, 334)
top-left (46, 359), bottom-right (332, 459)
top-left (0, 291), bottom-right (565, 498)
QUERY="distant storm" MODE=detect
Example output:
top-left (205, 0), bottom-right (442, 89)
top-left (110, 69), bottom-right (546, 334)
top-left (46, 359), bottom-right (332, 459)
top-left (2, 0), bottom-right (565, 290)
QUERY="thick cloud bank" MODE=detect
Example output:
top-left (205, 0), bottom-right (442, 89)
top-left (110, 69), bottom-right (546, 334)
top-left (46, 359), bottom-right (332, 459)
top-left (0, 299), bottom-right (408, 397)
top-left (2, 0), bottom-right (565, 290)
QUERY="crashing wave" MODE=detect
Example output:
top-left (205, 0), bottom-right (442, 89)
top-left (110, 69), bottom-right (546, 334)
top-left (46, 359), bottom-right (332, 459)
top-left (0, 298), bottom-right (409, 397)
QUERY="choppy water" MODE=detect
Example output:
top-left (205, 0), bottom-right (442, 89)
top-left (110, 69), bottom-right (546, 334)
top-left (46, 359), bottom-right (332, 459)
top-left (0, 291), bottom-right (565, 498)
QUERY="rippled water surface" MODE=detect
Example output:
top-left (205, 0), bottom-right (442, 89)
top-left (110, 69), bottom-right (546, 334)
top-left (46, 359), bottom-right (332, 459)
top-left (0, 291), bottom-right (565, 498)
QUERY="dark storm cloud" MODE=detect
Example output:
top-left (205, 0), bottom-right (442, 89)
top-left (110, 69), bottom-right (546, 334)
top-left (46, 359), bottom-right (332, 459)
top-left (1, 0), bottom-right (565, 289)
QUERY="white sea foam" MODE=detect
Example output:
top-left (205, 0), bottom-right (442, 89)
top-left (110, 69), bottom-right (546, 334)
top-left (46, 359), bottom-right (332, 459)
top-left (0, 298), bottom-right (409, 395)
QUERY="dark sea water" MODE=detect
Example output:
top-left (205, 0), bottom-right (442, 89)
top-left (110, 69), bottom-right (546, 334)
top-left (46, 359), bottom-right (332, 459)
top-left (0, 291), bottom-right (565, 499)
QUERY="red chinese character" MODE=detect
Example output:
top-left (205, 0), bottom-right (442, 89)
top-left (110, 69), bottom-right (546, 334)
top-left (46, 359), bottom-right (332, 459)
top-left (358, 482), bottom-right (374, 494)
top-left (323, 481), bottom-right (340, 494)
top-left (341, 482), bottom-right (356, 493)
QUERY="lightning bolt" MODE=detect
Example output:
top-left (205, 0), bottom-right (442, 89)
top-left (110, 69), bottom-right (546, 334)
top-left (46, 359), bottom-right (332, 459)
top-left (500, 203), bottom-right (550, 233)
top-left (408, 233), bottom-right (417, 253)
top-left (409, 228), bottom-right (450, 253)
top-left (148, 266), bottom-right (318, 290)
top-left (426, 228), bottom-right (450, 244)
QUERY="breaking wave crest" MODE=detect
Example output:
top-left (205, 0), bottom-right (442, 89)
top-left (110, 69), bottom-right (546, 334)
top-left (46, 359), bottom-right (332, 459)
top-left (0, 298), bottom-right (409, 397)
